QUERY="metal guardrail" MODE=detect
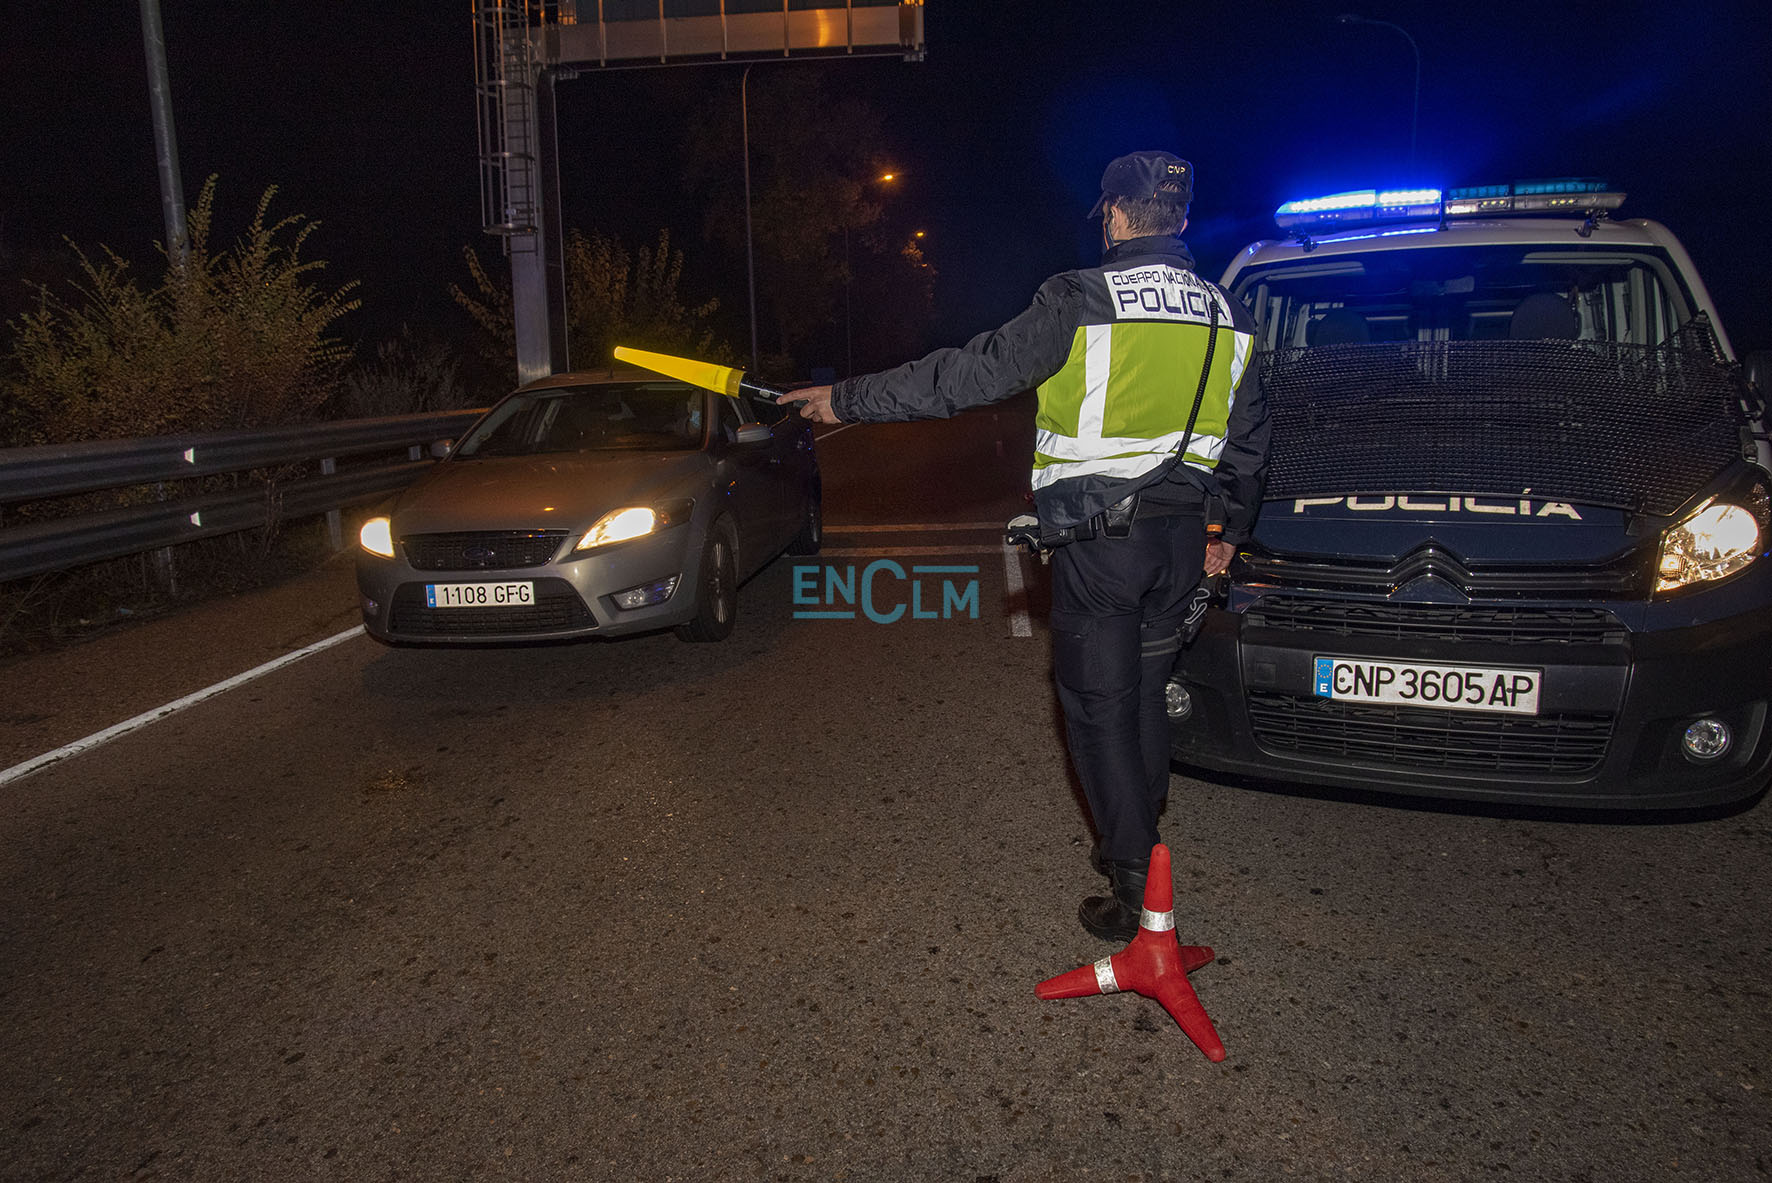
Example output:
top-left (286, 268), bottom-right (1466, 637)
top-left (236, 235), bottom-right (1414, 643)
top-left (0, 410), bottom-right (486, 583)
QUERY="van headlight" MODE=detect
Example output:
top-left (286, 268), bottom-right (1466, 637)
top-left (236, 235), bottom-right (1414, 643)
top-left (359, 515), bottom-right (395, 558)
top-left (1654, 489), bottom-right (1769, 593)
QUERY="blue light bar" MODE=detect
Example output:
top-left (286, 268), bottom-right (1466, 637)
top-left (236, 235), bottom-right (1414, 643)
top-left (1275, 190), bottom-right (1381, 215)
top-left (1274, 187), bottom-right (1443, 230)
top-left (1512, 177), bottom-right (1609, 196)
top-left (1375, 188), bottom-right (1441, 206)
top-left (1277, 179), bottom-right (1626, 232)
top-left (1444, 179), bottom-right (1625, 217)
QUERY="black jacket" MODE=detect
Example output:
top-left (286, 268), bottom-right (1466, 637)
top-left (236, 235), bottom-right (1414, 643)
top-left (831, 235), bottom-right (1269, 540)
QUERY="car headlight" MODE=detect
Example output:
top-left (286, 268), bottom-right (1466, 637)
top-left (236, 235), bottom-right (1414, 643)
top-left (574, 500), bottom-right (695, 552)
top-left (1655, 489), bottom-right (1769, 593)
top-left (359, 515), bottom-right (395, 558)
top-left (577, 507), bottom-right (657, 551)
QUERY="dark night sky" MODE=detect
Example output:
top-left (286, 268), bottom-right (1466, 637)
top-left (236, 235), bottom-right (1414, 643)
top-left (3, 1), bottom-right (1769, 366)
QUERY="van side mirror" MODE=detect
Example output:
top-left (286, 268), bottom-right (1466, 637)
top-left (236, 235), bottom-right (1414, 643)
top-left (1745, 351), bottom-right (1772, 404)
top-left (430, 438), bottom-right (453, 459)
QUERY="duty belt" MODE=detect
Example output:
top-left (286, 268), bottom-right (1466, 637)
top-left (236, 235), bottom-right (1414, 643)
top-left (1009, 491), bottom-right (1224, 555)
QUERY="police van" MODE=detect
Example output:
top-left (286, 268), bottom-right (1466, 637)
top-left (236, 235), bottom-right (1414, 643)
top-left (1169, 180), bottom-right (1772, 809)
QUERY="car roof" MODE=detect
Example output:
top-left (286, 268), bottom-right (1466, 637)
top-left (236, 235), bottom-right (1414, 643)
top-left (514, 368), bottom-right (697, 394)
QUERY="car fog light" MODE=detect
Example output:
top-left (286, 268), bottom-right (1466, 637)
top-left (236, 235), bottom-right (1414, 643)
top-left (613, 574), bottom-right (680, 610)
top-left (1682, 718), bottom-right (1732, 762)
top-left (1165, 680), bottom-right (1194, 720)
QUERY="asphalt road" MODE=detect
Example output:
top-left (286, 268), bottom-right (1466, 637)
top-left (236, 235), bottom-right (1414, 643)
top-left (3, 398), bottom-right (1770, 1181)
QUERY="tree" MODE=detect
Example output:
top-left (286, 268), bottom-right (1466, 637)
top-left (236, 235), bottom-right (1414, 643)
top-left (452, 228), bottom-right (730, 381)
top-left (1, 177), bottom-right (359, 446)
top-left (679, 69), bottom-right (933, 375)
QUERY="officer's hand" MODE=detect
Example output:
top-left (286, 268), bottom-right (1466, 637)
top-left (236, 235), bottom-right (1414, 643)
top-left (780, 385), bottom-right (840, 424)
top-left (1203, 539), bottom-right (1235, 576)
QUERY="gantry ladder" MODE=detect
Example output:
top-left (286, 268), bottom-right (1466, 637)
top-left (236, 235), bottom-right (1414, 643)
top-left (472, 0), bottom-right (547, 250)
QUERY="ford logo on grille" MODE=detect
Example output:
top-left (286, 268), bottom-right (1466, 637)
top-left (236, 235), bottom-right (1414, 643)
top-left (464, 545), bottom-right (497, 564)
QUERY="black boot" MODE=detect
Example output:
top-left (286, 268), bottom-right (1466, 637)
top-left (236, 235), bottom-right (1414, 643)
top-left (1078, 857), bottom-right (1149, 942)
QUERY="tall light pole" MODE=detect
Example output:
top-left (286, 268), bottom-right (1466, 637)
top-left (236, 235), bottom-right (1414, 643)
top-left (1337, 13), bottom-right (1421, 170)
top-left (139, 0), bottom-right (187, 268)
top-left (741, 64), bottom-right (760, 374)
top-left (845, 171), bottom-right (896, 376)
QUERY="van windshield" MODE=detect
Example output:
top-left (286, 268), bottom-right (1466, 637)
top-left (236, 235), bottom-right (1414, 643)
top-left (1233, 244), bottom-right (1699, 351)
top-left (1236, 244), bottom-right (1747, 516)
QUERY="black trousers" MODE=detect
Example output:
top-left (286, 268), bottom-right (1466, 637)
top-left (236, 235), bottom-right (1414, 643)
top-left (1049, 512), bottom-right (1207, 863)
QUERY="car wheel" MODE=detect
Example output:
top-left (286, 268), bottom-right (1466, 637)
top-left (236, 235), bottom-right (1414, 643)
top-left (675, 522), bottom-right (738, 642)
top-left (786, 482), bottom-right (822, 556)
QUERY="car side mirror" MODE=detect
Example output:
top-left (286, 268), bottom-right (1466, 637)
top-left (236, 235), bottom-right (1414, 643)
top-left (733, 423), bottom-right (772, 445)
top-left (430, 438), bottom-right (453, 459)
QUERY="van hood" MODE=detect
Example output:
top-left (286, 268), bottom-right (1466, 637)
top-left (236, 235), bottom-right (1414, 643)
top-left (1257, 322), bottom-right (1748, 523)
top-left (1254, 493), bottom-right (1634, 566)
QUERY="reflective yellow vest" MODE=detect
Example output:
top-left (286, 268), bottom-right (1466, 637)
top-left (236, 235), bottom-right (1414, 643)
top-left (1032, 262), bottom-right (1254, 492)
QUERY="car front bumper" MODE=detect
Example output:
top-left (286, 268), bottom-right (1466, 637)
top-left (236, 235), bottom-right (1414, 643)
top-left (1170, 596), bottom-right (1772, 810)
top-left (355, 524), bottom-right (702, 644)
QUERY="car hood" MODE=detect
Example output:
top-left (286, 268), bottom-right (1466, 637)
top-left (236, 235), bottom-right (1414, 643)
top-left (392, 451), bottom-right (707, 534)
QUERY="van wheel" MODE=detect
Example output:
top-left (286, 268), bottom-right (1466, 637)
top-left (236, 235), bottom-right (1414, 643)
top-left (675, 524), bottom-right (738, 642)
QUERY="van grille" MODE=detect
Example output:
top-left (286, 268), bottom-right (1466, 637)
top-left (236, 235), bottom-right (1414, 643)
top-left (1246, 691), bottom-right (1613, 774)
top-left (1244, 598), bottom-right (1627, 645)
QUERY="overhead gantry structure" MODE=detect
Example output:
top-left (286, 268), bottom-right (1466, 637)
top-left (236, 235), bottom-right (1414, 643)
top-left (472, 1), bottom-right (927, 384)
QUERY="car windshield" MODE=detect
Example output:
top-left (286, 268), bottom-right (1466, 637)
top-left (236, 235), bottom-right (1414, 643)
top-left (1233, 243), bottom-right (1700, 350)
top-left (455, 383), bottom-right (704, 457)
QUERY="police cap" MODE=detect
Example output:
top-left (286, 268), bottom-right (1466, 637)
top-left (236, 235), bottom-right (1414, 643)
top-left (1087, 151), bottom-right (1194, 218)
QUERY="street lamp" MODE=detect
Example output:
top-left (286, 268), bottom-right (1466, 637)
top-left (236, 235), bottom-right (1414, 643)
top-left (1337, 13), bottom-right (1421, 170)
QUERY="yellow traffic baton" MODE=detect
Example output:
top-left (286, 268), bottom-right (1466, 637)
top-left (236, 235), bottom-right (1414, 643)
top-left (612, 346), bottom-right (806, 409)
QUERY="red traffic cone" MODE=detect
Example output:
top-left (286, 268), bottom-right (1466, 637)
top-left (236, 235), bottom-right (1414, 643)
top-left (1035, 843), bottom-right (1226, 1062)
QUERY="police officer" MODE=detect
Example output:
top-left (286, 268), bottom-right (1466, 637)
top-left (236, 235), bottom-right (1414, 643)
top-left (783, 152), bottom-right (1268, 941)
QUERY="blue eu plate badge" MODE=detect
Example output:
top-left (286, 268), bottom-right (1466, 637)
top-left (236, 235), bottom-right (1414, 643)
top-left (1313, 656), bottom-right (1333, 696)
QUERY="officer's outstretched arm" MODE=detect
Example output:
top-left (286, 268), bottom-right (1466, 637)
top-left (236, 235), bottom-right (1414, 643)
top-left (780, 385), bottom-right (839, 424)
top-left (834, 276), bottom-right (1079, 423)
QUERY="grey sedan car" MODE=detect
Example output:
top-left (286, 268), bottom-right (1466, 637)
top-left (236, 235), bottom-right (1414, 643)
top-left (355, 371), bottom-right (819, 643)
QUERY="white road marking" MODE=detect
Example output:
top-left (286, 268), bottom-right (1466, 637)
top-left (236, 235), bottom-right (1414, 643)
top-left (1003, 543), bottom-right (1033, 638)
top-left (826, 522), bottom-right (1005, 533)
top-left (0, 625), bottom-right (366, 788)
top-left (814, 545), bottom-right (1005, 557)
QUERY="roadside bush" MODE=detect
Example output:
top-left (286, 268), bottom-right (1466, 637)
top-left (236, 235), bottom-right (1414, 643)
top-left (0, 179), bottom-right (362, 655)
top-left (453, 228), bottom-right (731, 381)
top-left (0, 519), bottom-right (334, 658)
top-left (1, 177), bottom-right (359, 446)
top-left (334, 325), bottom-right (481, 419)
